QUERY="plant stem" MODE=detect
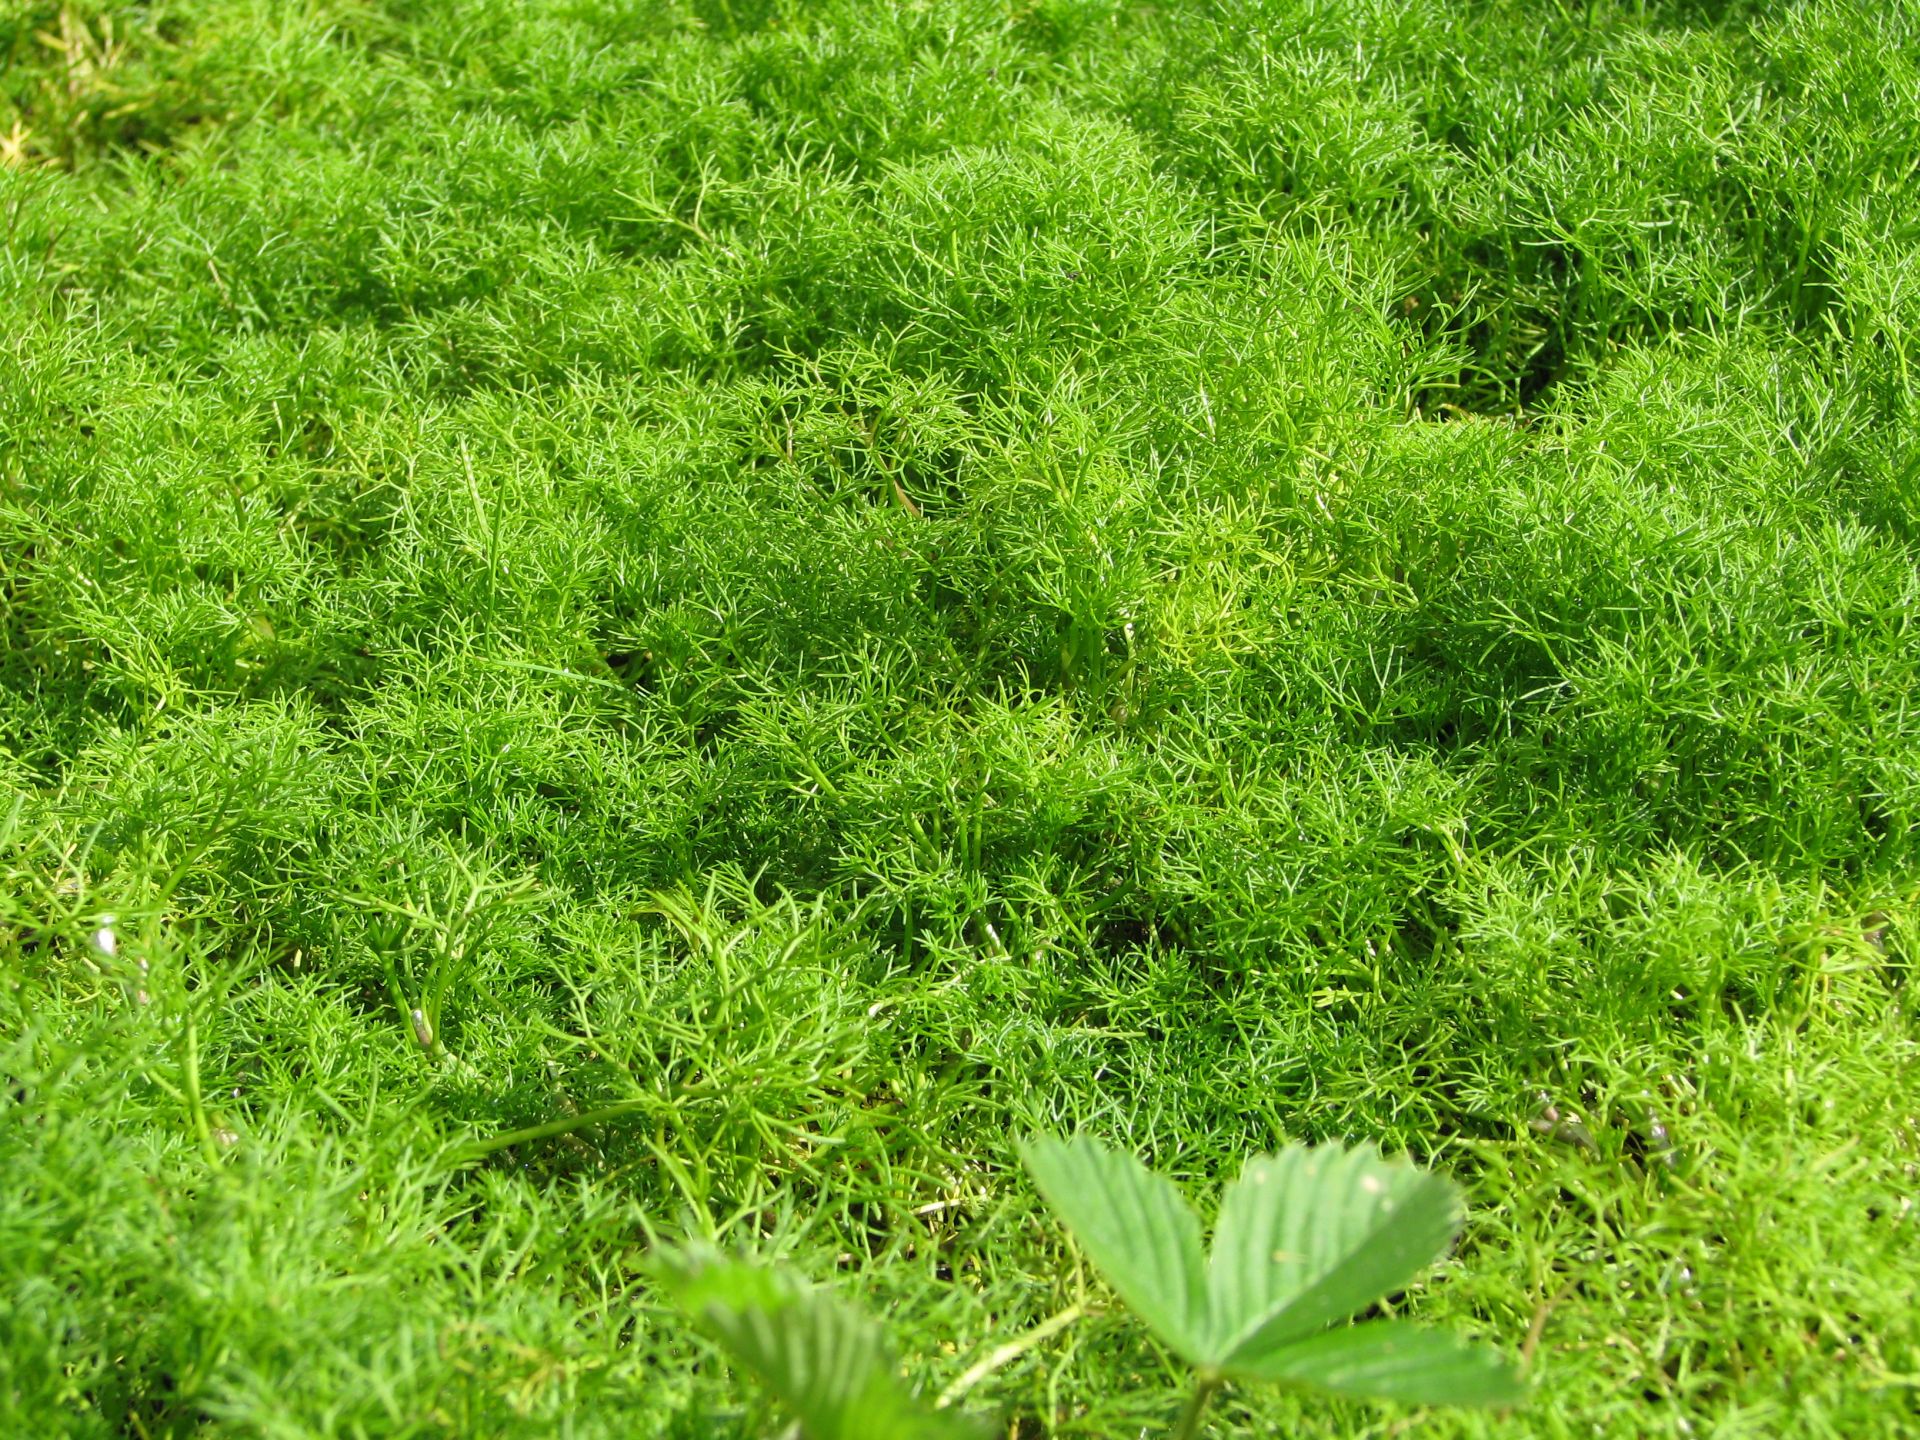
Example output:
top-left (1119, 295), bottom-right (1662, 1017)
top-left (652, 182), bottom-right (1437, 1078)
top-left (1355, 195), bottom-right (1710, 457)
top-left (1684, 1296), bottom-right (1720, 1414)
top-left (935, 1303), bottom-right (1086, 1408)
top-left (448, 1098), bottom-right (655, 1163)
top-left (182, 1011), bottom-right (222, 1166)
top-left (1170, 1376), bottom-right (1222, 1440)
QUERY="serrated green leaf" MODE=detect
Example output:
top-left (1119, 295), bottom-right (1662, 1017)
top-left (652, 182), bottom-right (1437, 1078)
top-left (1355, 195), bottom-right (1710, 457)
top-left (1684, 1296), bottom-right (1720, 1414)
top-left (1209, 1143), bottom-right (1460, 1362)
top-left (656, 1250), bottom-right (984, 1440)
top-left (1019, 1134), bottom-right (1211, 1363)
top-left (1220, 1319), bottom-right (1525, 1408)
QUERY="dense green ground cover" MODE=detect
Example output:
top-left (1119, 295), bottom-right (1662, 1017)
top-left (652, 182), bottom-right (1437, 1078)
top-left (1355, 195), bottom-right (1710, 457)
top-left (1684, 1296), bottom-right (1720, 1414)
top-left (4, 0), bottom-right (1920, 1433)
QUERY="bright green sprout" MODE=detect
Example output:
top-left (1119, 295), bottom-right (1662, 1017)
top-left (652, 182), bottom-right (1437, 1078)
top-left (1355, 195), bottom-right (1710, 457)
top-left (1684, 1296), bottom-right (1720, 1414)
top-left (1022, 1135), bottom-right (1524, 1436)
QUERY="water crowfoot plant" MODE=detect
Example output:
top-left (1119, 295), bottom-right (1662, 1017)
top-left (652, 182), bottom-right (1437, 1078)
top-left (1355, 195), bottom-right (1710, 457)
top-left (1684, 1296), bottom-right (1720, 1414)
top-left (338, 855), bottom-right (540, 1064)
top-left (5, 0), bottom-right (1920, 1432)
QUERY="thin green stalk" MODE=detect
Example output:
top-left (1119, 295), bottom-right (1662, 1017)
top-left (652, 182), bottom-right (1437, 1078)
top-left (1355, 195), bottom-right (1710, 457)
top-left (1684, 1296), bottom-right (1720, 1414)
top-left (1170, 1376), bottom-right (1223, 1440)
top-left (449, 1098), bottom-right (656, 1164)
top-left (182, 1011), bottom-right (222, 1166)
top-left (936, 1303), bottom-right (1087, 1408)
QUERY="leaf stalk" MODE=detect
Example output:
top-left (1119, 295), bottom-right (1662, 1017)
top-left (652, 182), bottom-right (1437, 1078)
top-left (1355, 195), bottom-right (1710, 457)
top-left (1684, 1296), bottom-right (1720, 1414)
top-left (1170, 1375), bottom-right (1222, 1440)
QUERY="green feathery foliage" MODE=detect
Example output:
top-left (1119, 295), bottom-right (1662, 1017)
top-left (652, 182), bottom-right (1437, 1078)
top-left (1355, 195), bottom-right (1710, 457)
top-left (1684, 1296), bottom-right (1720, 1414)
top-left (3, 1), bottom-right (1918, 1435)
